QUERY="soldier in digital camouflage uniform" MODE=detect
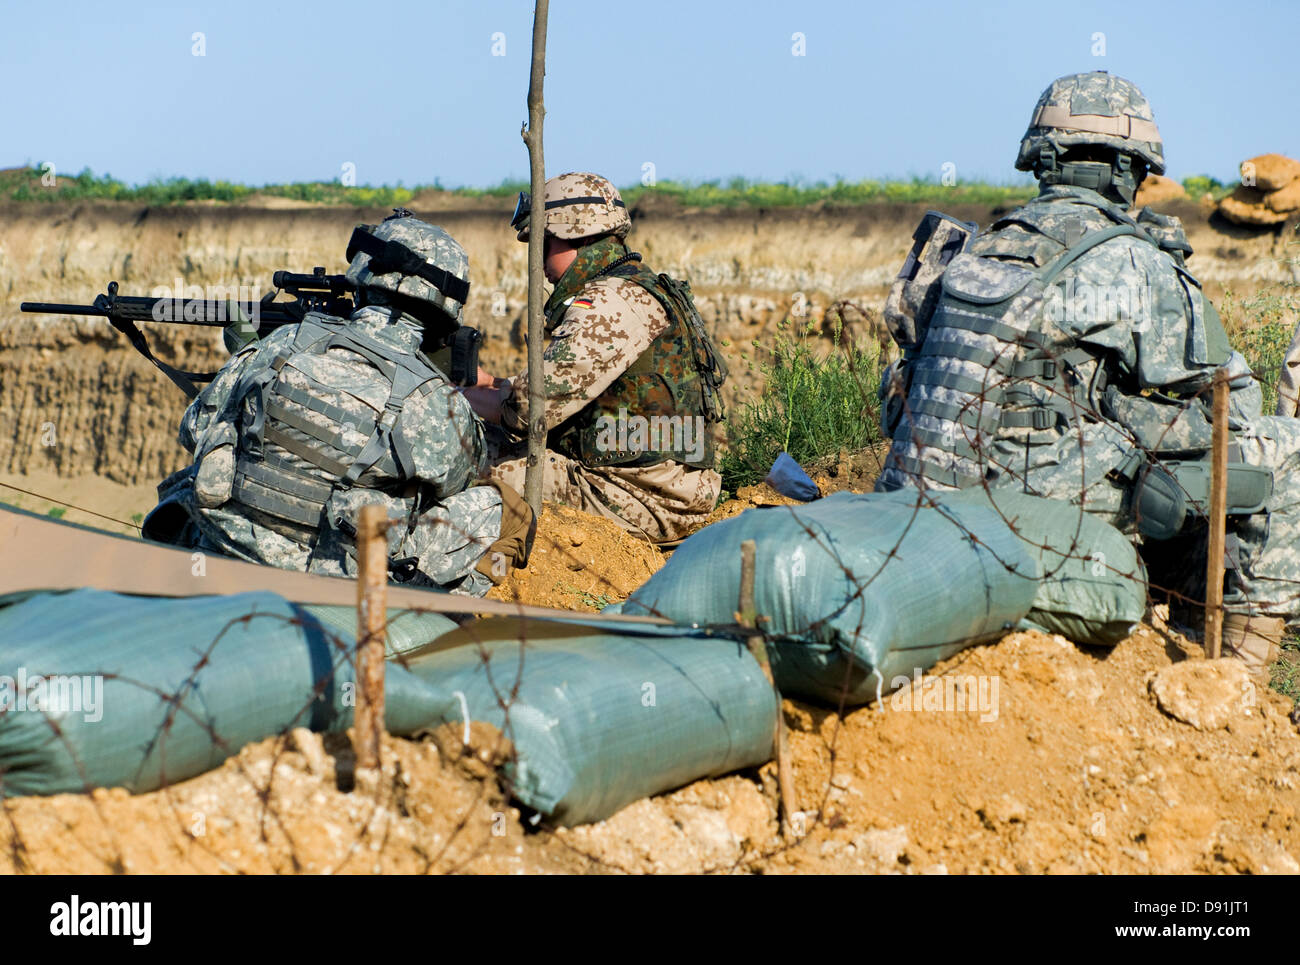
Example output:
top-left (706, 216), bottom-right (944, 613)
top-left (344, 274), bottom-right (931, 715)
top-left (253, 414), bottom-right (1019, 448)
top-left (145, 211), bottom-right (532, 596)
top-left (462, 172), bottom-right (727, 544)
top-left (876, 71), bottom-right (1300, 676)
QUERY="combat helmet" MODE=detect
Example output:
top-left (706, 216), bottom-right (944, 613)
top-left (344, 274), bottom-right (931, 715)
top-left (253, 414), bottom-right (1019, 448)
top-left (1016, 71), bottom-right (1164, 203)
top-left (512, 172), bottom-right (630, 242)
top-left (344, 209), bottom-right (471, 325)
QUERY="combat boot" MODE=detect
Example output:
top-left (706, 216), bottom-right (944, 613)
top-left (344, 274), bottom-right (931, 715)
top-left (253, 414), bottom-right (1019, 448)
top-left (1221, 614), bottom-right (1284, 681)
top-left (1167, 599), bottom-right (1204, 639)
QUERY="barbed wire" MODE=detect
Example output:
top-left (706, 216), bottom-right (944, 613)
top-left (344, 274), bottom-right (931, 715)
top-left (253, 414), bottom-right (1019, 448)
top-left (4, 287), bottom-right (1299, 875)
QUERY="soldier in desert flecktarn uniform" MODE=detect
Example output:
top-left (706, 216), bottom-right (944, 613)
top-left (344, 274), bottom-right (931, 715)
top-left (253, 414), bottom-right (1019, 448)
top-left (464, 173), bottom-right (727, 545)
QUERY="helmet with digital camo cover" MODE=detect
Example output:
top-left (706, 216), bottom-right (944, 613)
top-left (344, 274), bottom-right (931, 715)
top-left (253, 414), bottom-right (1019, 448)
top-left (344, 209), bottom-right (471, 325)
top-left (1016, 72), bottom-right (1164, 204)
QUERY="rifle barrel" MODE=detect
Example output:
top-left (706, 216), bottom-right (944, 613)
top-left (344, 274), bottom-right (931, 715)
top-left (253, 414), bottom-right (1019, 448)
top-left (20, 302), bottom-right (108, 316)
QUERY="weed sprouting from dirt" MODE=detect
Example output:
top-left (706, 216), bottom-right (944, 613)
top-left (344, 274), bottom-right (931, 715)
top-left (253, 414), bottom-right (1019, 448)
top-left (1220, 240), bottom-right (1300, 414)
top-left (719, 320), bottom-right (884, 493)
top-left (1272, 639), bottom-right (1300, 707)
top-left (574, 589), bottom-right (616, 611)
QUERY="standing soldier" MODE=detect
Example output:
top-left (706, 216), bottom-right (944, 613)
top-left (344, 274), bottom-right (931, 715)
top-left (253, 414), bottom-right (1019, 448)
top-left (145, 211), bottom-right (533, 596)
top-left (463, 172), bottom-right (727, 545)
top-left (876, 71), bottom-right (1300, 677)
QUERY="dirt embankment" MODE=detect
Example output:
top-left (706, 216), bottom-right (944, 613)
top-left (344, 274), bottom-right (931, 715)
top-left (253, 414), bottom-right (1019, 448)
top-left (0, 482), bottom-right (1295, 874)
top-left (2, 197), bottom-right (1295, 488)
top-left (5, 579), bottom-right (1298, 874)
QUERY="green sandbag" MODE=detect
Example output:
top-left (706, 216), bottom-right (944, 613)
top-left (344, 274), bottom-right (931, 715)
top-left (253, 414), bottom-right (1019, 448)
top-left (300, 604), bottom-right (458, 659)
top-left (620, 489), bottom-right (1042, 706)
top-left (0, 589), bottom-right (452, 797)
top-left (946, 489), bottom-right (1147, 646)
top-left (403, 617), bottom-right (777, 827)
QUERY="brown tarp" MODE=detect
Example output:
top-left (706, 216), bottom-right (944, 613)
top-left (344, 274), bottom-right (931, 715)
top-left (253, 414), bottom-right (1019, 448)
top-left (0, 504), bottom-right (667, 625)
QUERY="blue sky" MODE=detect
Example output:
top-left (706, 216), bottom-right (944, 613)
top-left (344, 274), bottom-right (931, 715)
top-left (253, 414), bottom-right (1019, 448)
top-left (2, 0), bottom-right (1295, 188)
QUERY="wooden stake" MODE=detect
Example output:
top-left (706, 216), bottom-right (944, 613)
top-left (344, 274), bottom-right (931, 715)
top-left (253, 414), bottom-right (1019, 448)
top-left (521, 0), bottom-right (549, 517)
top-left (1205, 370), bottom-right (1230, 659)
top-left (355, 504), bottom-right (389, 769)
top-left (737, 539), bottom-right (799, 835)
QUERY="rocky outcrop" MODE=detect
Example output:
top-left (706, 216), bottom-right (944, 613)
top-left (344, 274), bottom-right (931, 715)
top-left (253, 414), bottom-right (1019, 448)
top-left (1219, 154), bottom-right (1300, 226)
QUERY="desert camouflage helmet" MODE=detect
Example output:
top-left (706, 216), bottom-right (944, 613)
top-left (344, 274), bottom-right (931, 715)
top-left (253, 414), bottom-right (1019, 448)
top-left (1016, 71), bottom-right (1165, 176)
top-left (344, 210), bottom-right (471, 324)
top-left (512, 172), bottom-right (631, 242)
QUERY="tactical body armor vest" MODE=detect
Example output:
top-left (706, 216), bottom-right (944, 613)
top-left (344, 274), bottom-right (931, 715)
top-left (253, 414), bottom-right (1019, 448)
top-left (548, 262), bottom-right (727, 470)
top-left (223, 312), bottom-right (446, 548)
top-left (878, 191), bottom-right (1231, 494)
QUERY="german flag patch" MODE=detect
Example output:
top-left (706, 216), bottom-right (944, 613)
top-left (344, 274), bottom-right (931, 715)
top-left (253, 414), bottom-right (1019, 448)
top-left (570, 297), bottom-right (595, 309)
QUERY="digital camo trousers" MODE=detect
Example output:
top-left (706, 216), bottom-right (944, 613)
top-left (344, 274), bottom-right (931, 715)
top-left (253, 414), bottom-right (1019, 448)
top-left (961, 416), bottom-right (1300, 623)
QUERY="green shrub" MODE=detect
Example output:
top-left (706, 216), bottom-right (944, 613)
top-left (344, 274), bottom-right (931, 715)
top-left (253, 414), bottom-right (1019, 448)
top-left (1220, 272), bottom-right (1300, 415)
top-left (1181, 174), bottom-right (1227, 200)
top-left (621, 177), bottom-right (1036, 209)
top-left (5, 165), bottom-right (1041, 209)
top-left (1273, 638), bottom-right (1300, 707)
top-left (719, 320), bottom-right (884, 492)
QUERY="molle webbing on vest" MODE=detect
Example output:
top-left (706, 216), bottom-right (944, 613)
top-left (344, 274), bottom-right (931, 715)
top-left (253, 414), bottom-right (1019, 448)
top-left (225, 313), bottom-right (441, 545)
top-left (880, 219), bottom-right (1157, 492)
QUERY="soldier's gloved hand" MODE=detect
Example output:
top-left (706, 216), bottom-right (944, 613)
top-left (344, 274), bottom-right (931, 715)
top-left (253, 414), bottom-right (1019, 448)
top-left (459, 382), bottom-right (512, 424)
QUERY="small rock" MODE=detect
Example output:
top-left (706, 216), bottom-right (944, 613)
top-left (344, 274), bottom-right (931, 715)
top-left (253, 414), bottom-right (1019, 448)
top-left (853, 825), bottom-right (908, 865)
top-left (978, 794), bottom-right (1027, 829)
top-left (1150, 659), bottom-right (1253, 730)
top-left (288, 727), bottom-right (330, 777)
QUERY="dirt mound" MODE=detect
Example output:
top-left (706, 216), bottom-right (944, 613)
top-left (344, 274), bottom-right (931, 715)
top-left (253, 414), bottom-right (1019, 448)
top-left (1220, 155), bottom-right (1300, 226)
top-left (1244, 153), bottom-right (1300, 193)
top-left (5, 620), bottom-right (1297, 874)
top-left (1135, 174), bottom-right (1187, 207)
top-left (1267, 179), bottom-right (1300, 213)
top-left (3, 466), bottom-right (1297, 875)
top-left (486, 502), bottom-right (665, 610)
top-left (1220, 185), bottom-right (1293, 226)
top-left (0, 723), bottom-right (584, 874)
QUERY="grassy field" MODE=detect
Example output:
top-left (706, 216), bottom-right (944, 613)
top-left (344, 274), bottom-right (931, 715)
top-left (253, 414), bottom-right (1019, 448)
top-left (0, 164), bottom-right (1238, 209)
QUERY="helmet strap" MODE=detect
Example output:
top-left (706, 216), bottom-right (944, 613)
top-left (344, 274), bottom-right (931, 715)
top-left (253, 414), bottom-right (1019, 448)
top-left (1039, 146), bottom-right (1139, 206)
top-left (358, 288), bottom-right (458, 339)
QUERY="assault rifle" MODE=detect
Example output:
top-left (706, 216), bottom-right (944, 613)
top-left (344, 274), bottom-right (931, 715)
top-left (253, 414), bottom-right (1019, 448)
top-left (20, 267), bottom-right (481, 398)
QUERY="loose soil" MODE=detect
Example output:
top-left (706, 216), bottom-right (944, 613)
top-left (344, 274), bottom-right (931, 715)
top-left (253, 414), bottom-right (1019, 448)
top-left (4, 618), bottom-right (1297, 874)
top-left (486, 501), bottom-right (664, 610)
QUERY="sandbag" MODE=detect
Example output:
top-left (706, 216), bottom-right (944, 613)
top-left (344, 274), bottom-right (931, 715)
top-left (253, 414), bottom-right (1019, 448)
top-left (946, 489), bottom-right (1146, 646)
top-left (0, 589), bottom-right (451, 797)
top-left (403, 617), bottom-right (777, 827)
top-left (300, 604), bottom-right (458, 659)
top-left (620, 489), bottom-right (1042, 705)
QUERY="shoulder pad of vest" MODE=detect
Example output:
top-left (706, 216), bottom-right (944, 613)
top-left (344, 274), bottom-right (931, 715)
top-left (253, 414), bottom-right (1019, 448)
top-left (992, 199), bottom-right (1119, 248)
top-left (301, 310), bottom-right (349, 325)
top-left (1136, 207), bottom-right (1194, 260)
